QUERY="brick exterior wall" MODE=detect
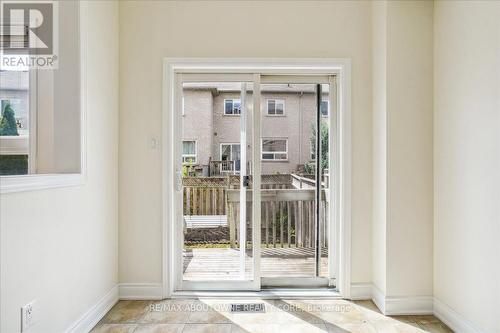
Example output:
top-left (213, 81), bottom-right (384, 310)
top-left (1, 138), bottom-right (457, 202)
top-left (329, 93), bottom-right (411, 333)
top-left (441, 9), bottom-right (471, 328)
top-left (182, 87), bottom-right (329, 175)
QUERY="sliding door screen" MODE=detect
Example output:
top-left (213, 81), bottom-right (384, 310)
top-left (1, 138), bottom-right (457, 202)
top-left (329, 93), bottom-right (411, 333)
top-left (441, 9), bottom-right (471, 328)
top-left (259, 83), bottom-right (330, 281)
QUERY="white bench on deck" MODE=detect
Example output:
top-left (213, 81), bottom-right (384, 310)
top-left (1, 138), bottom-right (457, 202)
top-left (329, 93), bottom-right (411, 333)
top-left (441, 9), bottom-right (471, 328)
top-left (184, 215), bottom-right (228, 229)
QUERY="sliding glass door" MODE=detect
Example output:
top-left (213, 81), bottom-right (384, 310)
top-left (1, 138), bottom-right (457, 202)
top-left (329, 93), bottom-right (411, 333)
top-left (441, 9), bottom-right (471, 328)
top-left (173, 73), bottom-right (336, 291)
top-left (176, 74), bottom-right (257, 290)
top-left (258, 77), bottom-right (333, 288)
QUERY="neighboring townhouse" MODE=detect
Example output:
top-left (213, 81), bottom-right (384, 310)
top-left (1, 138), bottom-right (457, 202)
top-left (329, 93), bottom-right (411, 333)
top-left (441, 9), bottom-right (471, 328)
top-left (182, 83), bottom-right (330, 175)
top-left (0, 70), bottom-right (29, 133)
top-left (0, 70), bottom-right (30, 165)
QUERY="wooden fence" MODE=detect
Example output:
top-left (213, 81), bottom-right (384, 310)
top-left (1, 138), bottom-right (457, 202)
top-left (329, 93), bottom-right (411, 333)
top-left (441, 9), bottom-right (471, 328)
top-left (182, 175), bottom-right (293, 215)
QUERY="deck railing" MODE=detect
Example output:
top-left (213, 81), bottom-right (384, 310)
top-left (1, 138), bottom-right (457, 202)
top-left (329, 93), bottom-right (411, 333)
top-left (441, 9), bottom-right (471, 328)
top-left (182, 174), bottom-right (328, 249)
top-left (226, 189), bottom-right (329, 249)
top-left (209, 160), bottom-right (235, 176)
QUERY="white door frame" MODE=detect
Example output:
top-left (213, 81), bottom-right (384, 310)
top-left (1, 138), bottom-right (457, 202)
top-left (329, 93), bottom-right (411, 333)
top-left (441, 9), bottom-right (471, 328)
top-left (162, 58), bottom-right (352, 298)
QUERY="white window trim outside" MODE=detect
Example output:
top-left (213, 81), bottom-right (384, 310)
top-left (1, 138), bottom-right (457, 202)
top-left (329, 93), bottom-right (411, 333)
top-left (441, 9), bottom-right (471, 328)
top-left (261, 138), bottom-right (288, 161)
top-left (220, 143), bottom-right (240, 161)
top-left (0, 1), bottom-right (88, 194)
top-left (266, 98), bottom-right (285, 116)
top-left (220, 143), bottom-right (241, 173)
top-left (223, 98), bottom-right (241, 116)
top-left (182, 140), bottom-right (197, 164)
top-left (163, 58), bottom-right (352, 299)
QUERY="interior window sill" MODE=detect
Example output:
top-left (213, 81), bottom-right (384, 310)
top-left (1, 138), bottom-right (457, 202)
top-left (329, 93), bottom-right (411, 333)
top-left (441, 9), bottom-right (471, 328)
top-left (0, 173), bottom-right (85, 194)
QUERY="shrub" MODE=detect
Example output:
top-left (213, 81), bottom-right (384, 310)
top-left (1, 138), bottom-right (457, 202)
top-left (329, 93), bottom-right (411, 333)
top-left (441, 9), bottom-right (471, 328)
top-left (306, 120), bottom-right (329, 174)
top-left (0, 103), bottom-right (19, 136)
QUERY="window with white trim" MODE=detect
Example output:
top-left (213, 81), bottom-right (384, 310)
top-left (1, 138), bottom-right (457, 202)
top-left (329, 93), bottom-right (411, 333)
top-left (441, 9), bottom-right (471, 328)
top-left (267, 99), bottom-right (285, 115)
top-left (262, 139), bottom-right (288, 160)
top-left (182, 141), bottom-right (197, 164)
top-left (220, 143), bottom-right (241, 171)
top-left (0, 1), bottom-right (82, 179)
top-left (224, 99), bottom-right (241, 115)
top-left (0, 72), bottom-right (30, 175)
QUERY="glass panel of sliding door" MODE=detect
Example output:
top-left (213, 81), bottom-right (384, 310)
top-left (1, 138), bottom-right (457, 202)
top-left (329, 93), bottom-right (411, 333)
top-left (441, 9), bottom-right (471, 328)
top-left (259, 81), bottom-right (330, 283)
top-left (180, 78), bottom-right (254, 286)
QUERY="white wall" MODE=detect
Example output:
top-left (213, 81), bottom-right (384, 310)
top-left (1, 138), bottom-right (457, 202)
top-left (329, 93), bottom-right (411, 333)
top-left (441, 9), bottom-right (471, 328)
top-left (386, 0), bottom-right (434, 297)
top-left (0, 1), bottom-right (119, 332)
top-left (371, 0), bottom-right (434, 301)
top-left (371, 0), bottom-right (388, 296)
top-left (434, 1), bottom-right (500, 332)
top-left (119, 0), bottom-right (373, 286)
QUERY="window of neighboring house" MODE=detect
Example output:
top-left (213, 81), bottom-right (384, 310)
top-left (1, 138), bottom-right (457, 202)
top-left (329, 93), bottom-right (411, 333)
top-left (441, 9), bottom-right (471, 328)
top-left (220, 143), bottom-right (241, 171)
top-left (224, 99), bottom-right (241, 115)
top-left (320, 100), bottom-right (329, 117)
top-left (267, 99), bottom-right (285, 115)
top-left (0, 71), bottom-right (30, 176)
top-left (262, 139), bottom-right (288, 160)
top-left (182, 140), bottom-right (197, 164)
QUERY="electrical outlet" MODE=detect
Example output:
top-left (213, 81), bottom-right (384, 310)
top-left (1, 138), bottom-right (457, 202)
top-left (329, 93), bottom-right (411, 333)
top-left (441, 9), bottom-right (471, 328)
top-left (21, 300), bottom-right (36, 332)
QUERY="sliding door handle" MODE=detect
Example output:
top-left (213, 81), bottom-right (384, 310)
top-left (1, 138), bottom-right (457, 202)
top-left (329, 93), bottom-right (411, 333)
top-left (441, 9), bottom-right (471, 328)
top-left (243, 175), bottom-right (250, 188)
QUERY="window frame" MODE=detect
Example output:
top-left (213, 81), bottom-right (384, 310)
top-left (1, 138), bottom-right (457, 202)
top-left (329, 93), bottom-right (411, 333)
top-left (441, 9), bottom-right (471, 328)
top-left (261, 138), bottom-right (288, 161)
top-left (182, 140), bottom-right (197, 164)
top-left (266, 98), bottom-right (285, 116)
top-left (164, 57), bottom-right (352, 299)
top-left (223, 98), bottom-right (241, 116)
top-left (220, 143), bottom-right (241, 161)
top-left (0, 1), bottom-right (88, 194)
top-left (220, 142), bottom-right (241, 172)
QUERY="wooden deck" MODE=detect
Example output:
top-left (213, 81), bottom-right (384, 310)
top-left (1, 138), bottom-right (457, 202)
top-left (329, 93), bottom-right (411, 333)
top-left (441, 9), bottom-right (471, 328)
top-left (183, 247), bottom-right (328, 280)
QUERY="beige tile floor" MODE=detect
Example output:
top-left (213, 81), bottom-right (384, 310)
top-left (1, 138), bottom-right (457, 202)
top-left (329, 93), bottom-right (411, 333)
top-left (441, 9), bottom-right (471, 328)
top-left (91, 299), bottom-right (453, 333)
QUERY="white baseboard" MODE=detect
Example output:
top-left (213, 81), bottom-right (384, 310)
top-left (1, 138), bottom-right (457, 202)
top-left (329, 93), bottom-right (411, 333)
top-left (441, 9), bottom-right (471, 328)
top-left (371, 284), bottom-right (386, 314)
top-left (352, 283), bottom-right (432, 315)
top-left (64, 285), bottom-right (119, 333)
top-left (118, 283), bottom-right (163, 300)
top-left (352, 283), bottom-right (488, 332)
top-left (350, 283), bottom-right (372, 300)
top-left (434, 298), bottom-right (487, 333)
top-left (384, 295), bottom-right (433, 315)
